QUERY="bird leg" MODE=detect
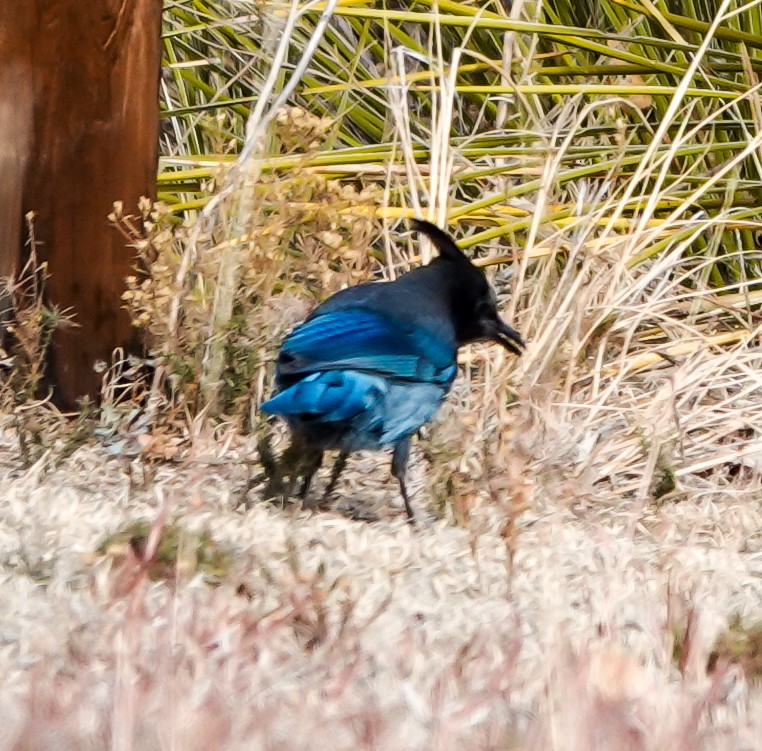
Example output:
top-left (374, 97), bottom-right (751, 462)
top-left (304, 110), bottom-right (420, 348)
top-left (253, 433), bottom-right (285, 502)
top-left (267, 438), bottom-right (322, 504)
top-left (299, 450), bottom-right (324, 499)
top-left (391, 437), bottom-right (415, 523)
top-left (321, 450), bottom-right (349, 503)
top-left (276, 440), bottom-right (301, 502)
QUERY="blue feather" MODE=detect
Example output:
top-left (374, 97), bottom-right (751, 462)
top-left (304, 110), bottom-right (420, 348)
top-left (262, 307), bottom-right (457, 452)
top-left (277, 308), bottom-right (456, 386)
top-left (262, 369), bottom-right (446, 451)
top-left (262, 371), bottom-right (384, 421)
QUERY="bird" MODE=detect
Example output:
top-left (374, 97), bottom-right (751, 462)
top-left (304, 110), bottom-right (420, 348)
top-left (260, 219), bottom-right (525, 521)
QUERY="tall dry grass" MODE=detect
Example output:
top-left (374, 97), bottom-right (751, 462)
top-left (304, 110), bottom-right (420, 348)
top-left (2, 0), bottom-right (762, 749)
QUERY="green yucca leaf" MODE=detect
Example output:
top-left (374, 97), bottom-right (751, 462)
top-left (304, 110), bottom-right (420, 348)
top-left (159, 0), bottom-right (762, 305)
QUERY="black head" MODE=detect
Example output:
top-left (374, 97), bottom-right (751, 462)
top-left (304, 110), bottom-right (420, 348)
top-left (411, 219), bottom-right (525, 356)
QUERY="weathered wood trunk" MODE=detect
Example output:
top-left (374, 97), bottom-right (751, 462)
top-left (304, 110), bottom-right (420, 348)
top-left (0, 1), bottom-right (162, 407)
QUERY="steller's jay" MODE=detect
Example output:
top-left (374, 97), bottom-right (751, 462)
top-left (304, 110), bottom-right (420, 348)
top-left (261, 219), bottom-right (524, 521)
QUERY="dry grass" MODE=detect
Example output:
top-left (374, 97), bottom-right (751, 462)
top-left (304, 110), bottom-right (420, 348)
top-left (4, 203), bottom-right (762, 747)
top-left (4, 5), bottom-right (762, 748)
top-left (0, 414), bottom-right (762, 750)
top-left (117, 106), bottom-right (382, 429)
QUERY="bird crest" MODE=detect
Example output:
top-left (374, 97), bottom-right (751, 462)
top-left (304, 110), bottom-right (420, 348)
top-left (411, 219), bottom-right (472, 265)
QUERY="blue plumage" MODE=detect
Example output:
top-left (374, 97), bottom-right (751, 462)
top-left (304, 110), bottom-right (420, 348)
top-left (262, 370), bottom-right (445, 450)
top-left (262, 220), bottom-right (525, 521)
top-left (276, 308), bottom-right (457, 384)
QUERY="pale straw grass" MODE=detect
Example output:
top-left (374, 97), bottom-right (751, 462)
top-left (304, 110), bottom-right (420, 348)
top-left (3, 3), bottom-right (762, 749)
top-left (0, 417), bottom-right (761, 749)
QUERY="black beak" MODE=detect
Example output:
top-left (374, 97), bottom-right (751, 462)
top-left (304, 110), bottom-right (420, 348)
top-left (489, 318), bottom-right (525, 356)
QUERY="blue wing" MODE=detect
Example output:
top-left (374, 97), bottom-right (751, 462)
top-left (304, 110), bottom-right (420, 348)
top-left (274, 308), bottom-right (456, 386)
top-left (261, 370), bottom-right (445, 450)
top-left (261, 308), bottom-right (456, 449)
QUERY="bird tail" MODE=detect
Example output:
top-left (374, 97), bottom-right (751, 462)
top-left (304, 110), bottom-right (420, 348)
top-left (411, 219), bottom-right (469, 264)
top-left (261, 371), bottom-right (384, 422)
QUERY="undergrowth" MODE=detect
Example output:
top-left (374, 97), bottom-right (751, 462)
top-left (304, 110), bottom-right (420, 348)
top-left (119, 107), bottom-right (382, 428)
top-left (0, 215), bottom-right (75, 463)
top-left (97, 517), bottom-right (235, 586)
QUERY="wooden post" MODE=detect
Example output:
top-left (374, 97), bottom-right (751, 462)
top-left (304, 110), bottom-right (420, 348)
top-left (0, 1), bottom-right (162, 407)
